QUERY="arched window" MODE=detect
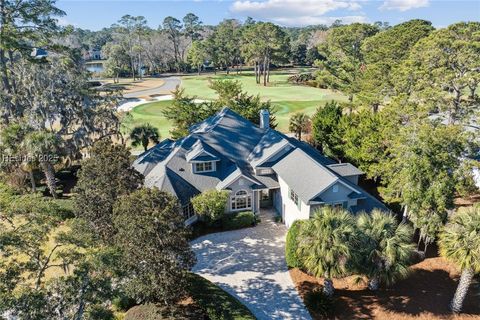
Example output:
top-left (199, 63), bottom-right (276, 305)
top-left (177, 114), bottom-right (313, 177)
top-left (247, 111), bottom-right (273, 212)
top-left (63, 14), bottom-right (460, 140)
top-left (231, 190), bottom-right (252, 210)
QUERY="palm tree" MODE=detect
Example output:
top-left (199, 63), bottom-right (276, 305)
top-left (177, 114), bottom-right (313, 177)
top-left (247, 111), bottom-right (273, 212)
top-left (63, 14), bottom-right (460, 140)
top-left (356, 210), bottom-right (414, 290)
top-left (289, 113), bottom-right (310, 141)
top-left (0, 123), bottom-right (37, 192)
top-left (297, 206), bottom-right (357, 296)
top-left (24, 131), bottom-right (62, 199)
top-left (130, 124), bottom-right (160, 152)
top-left (438, 206), bottom-right (480, 313)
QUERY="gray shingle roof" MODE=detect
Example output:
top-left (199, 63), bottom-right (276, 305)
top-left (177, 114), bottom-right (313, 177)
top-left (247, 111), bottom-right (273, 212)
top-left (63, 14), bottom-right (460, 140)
top-left (133, 107), bottom-right (386, 212)
top-left (272, 148), bottom-right (339, 203)
top-left (248, 129), bottom-right (292, 168)
top-left (327, 163), bottom-right (364, 177)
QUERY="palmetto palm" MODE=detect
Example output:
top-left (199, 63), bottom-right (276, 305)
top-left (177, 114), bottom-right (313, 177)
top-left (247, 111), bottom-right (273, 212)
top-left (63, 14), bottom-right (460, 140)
top-left (289, 113), bottom-right (310, 141)
top-left (24, 131), bottom-right (62, 199)
top-left (297, 206), bottom-right (357, 296)
top-left (438, 206), bottom-right (480, 313)
top-left (130, 124), bottom-right (160, 152)
top-left (356, 210), bottom-right (414, 290)
top-left (0, 123), bottom-right (37, 191)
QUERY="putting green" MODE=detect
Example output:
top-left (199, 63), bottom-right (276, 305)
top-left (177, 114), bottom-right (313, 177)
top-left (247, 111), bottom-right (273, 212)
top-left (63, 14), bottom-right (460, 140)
top-left (121, 72), bottom-right (347, 140)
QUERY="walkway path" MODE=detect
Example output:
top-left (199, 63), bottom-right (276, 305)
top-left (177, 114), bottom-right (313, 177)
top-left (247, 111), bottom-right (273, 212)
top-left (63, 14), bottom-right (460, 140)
top-left (123, 76), bottom-right (180, 99)
top-left (191, 211), bottom-right (312, 320)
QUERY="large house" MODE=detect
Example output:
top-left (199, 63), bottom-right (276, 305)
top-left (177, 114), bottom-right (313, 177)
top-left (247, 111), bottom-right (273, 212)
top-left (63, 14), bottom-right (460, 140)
top-left (133, 108), bottom-right (387, 227)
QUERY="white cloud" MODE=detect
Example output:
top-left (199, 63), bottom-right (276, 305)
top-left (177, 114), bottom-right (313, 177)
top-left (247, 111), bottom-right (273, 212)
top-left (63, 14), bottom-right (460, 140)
top-left (379, 0), bottom-right (429, 12)
top-left (231, 0), bottom-right (365, 26)
top-left (273, 15), bottom-right (366, 26)
top-left (56, 17), bottom-right (76, 27)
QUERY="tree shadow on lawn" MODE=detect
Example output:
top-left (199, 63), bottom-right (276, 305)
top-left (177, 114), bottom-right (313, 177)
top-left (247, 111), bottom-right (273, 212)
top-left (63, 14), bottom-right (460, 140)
top-left (335, 268), bottom-right (479, 319)
top-left (293, 263), bottom-right (479, 320)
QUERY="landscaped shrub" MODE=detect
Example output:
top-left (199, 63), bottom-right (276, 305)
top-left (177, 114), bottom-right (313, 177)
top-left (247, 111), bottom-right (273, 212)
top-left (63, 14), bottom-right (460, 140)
top-left (285, 220), bottom-right (304, 268)
top-left (304, 287), bottom-right (334, 317)
top-left (287, 72), bottom-right (315, 84)
top-left (222, 211), bottom-right (255, 230)
top-left (86, 305), bottom-right (115, 320)
top-left (112, 294), bottom-right (137, 312)
top-left (124, 303), bottom-right (205, 320)
top-left (191, 190), bottom-right (229, 225)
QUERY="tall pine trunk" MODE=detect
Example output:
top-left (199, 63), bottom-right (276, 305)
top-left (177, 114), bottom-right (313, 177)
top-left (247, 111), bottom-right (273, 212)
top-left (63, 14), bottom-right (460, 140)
top-left (29, 169), bottom-right (36, 193)
top-left (40, 161), bottom-right (57, 199)
top-left (450, 268), bottom-right (474, 313)
top-left (263, 57), bottom-right (267, 86)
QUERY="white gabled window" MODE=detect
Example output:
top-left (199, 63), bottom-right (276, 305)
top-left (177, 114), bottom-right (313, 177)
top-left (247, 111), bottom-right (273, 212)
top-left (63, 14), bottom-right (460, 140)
top-left (289, 188), bottom-right (301, 210)
top-left (231, 190), bottom-right (252, 210)
top-left (194, 161), bottom-right (214, 173)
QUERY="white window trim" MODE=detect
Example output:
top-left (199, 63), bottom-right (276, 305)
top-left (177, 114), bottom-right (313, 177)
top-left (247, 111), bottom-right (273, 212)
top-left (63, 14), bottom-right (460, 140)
top-left (289, 188), bottom-right (301, 210)
top-left (230, 189), bottom-right (252, 211)
top-left (193, 161), bottom-right (216, 173)
top-left (329, 200), bottom-right (349, 209)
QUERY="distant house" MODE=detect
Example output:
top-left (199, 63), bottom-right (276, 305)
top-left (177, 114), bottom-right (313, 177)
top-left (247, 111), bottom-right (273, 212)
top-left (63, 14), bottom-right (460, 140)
top-left (133, 108), bottom-right (387, 227)
top-left (85, 48), bottom-right (102, 61)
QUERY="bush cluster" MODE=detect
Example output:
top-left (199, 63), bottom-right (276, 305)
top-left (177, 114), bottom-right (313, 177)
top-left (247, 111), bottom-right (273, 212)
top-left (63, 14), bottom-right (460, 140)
top-left (285, 220), bottom-right (303, 268)
top-left (222, 211), bottom-right (255, 230)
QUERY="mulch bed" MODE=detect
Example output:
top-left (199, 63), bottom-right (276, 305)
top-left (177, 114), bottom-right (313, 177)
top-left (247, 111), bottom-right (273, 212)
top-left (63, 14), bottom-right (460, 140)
top-left (290, 257), bottom-right (479, 320)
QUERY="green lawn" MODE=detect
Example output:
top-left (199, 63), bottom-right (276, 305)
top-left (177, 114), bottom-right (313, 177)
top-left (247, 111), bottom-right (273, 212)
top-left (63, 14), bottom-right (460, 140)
top-left (187, 273), bottom-right (255, 320)
top-left (181, 72), bottom-right (346, 102)
top-left (120, 71), bottom-right (347, 138)
top-left (121, 100), bottom-right (174, 139)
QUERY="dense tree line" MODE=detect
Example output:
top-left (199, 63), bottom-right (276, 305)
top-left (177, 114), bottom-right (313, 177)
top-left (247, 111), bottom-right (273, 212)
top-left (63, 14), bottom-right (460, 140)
top-left (304, 20), bottom-right (480, 280)
top-left (67, 14), bottom-right (372, 84)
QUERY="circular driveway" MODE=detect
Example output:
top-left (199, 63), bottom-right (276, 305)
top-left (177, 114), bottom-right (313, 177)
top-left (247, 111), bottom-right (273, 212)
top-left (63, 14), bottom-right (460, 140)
top-left (191, 211), bottom-right (312, 320)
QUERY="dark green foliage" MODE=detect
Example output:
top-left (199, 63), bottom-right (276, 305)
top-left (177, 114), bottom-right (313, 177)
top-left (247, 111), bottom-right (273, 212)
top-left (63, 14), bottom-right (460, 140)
top-left (311, 101), bottom-right (344, 159)
top-left (287, 72), bottom-right (315, 84)
top-left (339, 110), bottom-right (386, 180)
top-left (0, 193), bottom-right (120, 319)
top-left (285, 220), bottom-right (303, 268)
top-left (356, 210), bottom-right (414, 289)
top-left (130, 124), bottom-right (160, 152)
top-left (187, 273), bottom-right (256, 320)
top-left (305, 46), bottom-right (323, 66)
top-left (222, 211), bottom-right (255, 230)
top-left (191, 190), bottom-right (229, 225)
top-left (359, 19), bottom-right (434, 109)
top-left (163, 80), bottom-right (277, 138)
top-left (291, 43), bottom-right (307, 65)
top-left (304, 287), bottom-right (334, 317)
top-left (316, 23), bottom-right (379, 102)
top-left (86, 305), bottom-right (115, 320)
top-left (113, 188), bottom-right (195, 304)
top-left (124, 303), bottom-right (205, 320)
top-left (73, 139), bottom-right (143, 242)
top-left (112, 294), bottom-right (137, 312)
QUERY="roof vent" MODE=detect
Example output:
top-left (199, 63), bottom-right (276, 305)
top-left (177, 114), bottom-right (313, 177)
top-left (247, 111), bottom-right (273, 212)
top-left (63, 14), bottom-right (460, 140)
top-left (260, 109), bottom-right (270, 129)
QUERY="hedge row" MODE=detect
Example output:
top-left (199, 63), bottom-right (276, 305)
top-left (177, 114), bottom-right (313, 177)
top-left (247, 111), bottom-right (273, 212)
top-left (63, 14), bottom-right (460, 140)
top-left (222, 211), bottom-right (255, 230)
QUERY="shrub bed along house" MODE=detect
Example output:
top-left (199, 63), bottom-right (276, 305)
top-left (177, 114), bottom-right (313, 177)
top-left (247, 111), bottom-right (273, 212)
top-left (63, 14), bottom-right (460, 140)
top-left (285, 220), bottom-right (303, 268)
top-left (222, 211), bottom-right (256, 230)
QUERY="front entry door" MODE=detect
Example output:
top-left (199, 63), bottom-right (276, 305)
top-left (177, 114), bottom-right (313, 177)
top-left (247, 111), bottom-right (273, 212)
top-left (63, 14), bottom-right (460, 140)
top-left (260, 189), bottom-right (273, 208)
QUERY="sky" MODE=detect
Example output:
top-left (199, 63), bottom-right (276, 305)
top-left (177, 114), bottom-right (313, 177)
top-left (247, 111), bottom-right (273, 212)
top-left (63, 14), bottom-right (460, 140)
top-left (56, 0), bottom-right (480, 30)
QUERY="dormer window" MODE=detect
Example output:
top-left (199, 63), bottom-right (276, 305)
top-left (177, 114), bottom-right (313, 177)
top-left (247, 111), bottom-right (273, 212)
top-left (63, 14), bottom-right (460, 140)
top-left (194, 161), bottom-right (214, 173)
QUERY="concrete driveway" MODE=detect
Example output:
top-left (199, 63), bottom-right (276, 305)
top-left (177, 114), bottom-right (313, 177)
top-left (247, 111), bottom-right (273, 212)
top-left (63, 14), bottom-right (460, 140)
top-left (191, 211), bottom-right (312, 320)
